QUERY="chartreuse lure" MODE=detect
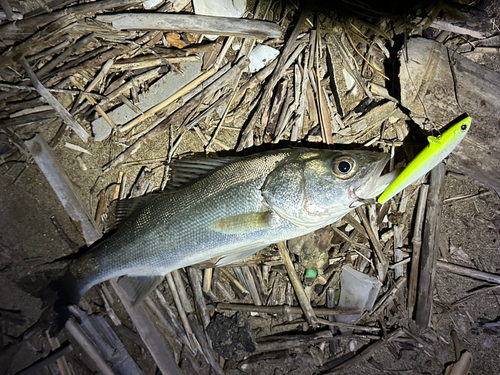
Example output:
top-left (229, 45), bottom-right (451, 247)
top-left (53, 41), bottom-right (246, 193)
top-left (378, 116), bottom-right (471, 204)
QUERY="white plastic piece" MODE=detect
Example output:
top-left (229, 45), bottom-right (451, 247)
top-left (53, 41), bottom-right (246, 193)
top-left (248, 45), bottom-right (280, 73)
top-left (336, 265), bottom-right (381, 330)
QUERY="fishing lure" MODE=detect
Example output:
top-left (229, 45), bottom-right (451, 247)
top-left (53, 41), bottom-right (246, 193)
top-left (378, 116), bottom-right (471, 204)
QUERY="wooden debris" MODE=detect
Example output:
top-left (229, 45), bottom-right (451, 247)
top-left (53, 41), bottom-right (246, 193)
top-left (15, 342), bottom-right (73, 375)
top-left (24, 134), bottom-right (101, 245)
top-left (110, 279), bottom-right (182, 375)
top-left (320, 328), bottom-right (404, 373)
top-left (277, 242), bottom-right (318, 326)
top-left (217, 303), bottom-right (360, 316)
top-left (98, 13), bottom-right (283, 39)
top-left (19, 57), bottom-right (90, 142)
top-left (237, 9), bottom-right (309, 151)
top-left (68, 305), bottom-right (143, 375)
top-left (408, 184), bottom-right (429, 318)
top-left (437, 261), bottom-right (500, 284)
top-left (65, 318), bottom-right (114, 375)
top-left (415, 163), bottom-right (445, 327)
top-left (3, 1), bottom-right (500, 374)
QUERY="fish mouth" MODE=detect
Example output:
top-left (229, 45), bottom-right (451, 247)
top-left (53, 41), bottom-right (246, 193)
top-left (353, 154), bottom-right (398, 200)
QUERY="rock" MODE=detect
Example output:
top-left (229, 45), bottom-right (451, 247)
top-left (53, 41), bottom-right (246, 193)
top-left (248, 44), bottom-right (280, 73)
top-left (193, 0), bottom-right (246, 19)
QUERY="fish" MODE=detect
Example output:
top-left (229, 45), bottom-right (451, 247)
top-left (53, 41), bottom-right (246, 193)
top-left (378, 116), bottom-right (471, 204)
top-left (52, 148), bottom-right (396, 333)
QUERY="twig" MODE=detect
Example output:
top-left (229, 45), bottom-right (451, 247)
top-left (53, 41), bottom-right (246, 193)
top-left (19, 57), bottom-right (89, 142)
top-left (203, 268), bottom-right (213, 293)
top-left (119, 67), bottom-right (217, 133)
top-left (187, 314), bottom-right (225, 375)
top-left (368, 277), bottom-right (406, 317)
top-left (0, 83), bottom-right (105, 99)
top-left (104, 57), bottom-right (249, 171)
top-left (451, 284), bottom-right (500, 306)
top-left (443, 190), bottom-right (493, 204)
top-left (277, 241), bottom-right (318, 326)
top-left (356, 206), bottom-right (387, 279)
top-left (187, 268), bottom-right (210, 328)
top-left (24, 134), bottom-right (101, 245)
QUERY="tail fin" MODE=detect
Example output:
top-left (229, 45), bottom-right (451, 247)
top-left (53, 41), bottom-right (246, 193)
top-left (47, 270), bottom-right (84, 336)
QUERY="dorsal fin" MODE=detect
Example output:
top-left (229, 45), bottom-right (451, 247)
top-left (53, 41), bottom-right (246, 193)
top-left (167, 157), bottom-right (238, 189)
top-left (115, 194), bottom-right (158, 225)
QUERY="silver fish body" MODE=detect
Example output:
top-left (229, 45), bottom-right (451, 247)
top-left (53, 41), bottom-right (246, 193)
top-left (69, 148), bottom-right (392, 301)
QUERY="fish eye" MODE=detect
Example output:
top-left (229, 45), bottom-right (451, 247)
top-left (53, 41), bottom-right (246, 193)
top-left (460, 124), bottom-right (468, 131)
top-left (332, 156), bottom-right (356, 179)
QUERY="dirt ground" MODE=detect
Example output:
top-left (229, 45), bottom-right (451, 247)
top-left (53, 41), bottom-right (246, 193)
top-left (2, 146), bottom-right (500, 374)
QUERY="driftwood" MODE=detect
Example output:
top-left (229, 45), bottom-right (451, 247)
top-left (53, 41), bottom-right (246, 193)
top-left (24, 134), bottom-right (101, 245)
top-left (110, 278), bottom-right (182, 375)
top-left (65, 318), bottom-right (114, 375)
top-left (415, 164), bottom-right (445, 327)
top-left (400, 37), bottom-right (500, 193)
top-left (20, 57), bottom-right (89, 142)
top-left (97, 13), bottom-right (283, 39)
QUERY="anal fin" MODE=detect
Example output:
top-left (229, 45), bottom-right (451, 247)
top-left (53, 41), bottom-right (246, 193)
top-left (216, 243), bottom-right (268, 267)
top-left (117, 275), bottom-right (164, 305)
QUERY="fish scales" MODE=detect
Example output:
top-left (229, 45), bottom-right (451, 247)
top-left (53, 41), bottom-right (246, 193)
top-left (71, 150), bottom-right (292, 291)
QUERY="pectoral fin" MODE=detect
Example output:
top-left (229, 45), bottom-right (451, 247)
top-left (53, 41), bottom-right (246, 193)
top-left (209, 212), bottom-right (273, 234)
top-left (118, 275), bottom-right (164, 305)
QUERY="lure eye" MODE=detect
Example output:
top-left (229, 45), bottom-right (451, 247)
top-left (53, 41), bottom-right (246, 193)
top-left (460, 124), bottom-right (468, 131)
top-left (332, 156), bottom-right (356, 179)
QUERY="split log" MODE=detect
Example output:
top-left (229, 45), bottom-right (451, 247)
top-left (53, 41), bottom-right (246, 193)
top-left (400, 37), bottom-right (500, 193)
